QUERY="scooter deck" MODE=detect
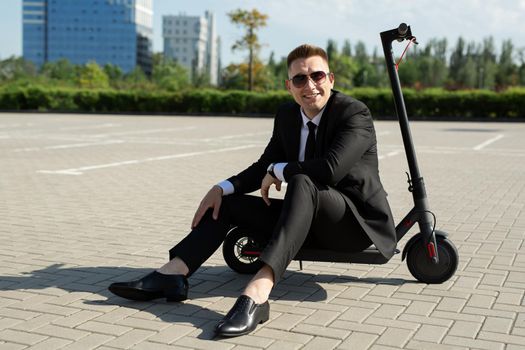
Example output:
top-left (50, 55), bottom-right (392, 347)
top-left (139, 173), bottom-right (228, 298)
top-left (293, 247), bottom-right (400, 264)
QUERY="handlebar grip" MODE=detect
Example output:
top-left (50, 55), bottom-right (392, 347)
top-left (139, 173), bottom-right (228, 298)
top-left (398, 23), bottom-right (408, 35)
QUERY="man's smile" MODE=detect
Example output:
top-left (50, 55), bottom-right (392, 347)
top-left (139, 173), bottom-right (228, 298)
top-left (303, 92), bottom-right (320, 100)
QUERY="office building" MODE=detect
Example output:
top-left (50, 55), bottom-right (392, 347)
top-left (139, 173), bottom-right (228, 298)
top-left (22, 0), bottom-right (153, 74)
top-left (163, 11), bottom-right (220, 85)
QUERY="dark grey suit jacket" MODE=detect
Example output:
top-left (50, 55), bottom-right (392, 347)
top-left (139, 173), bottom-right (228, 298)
top-left (228, 90), bottom-right (397, 259)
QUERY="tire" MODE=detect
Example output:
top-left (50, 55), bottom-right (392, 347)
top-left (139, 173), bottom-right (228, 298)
top-left (407, 235), bottom-right (459, 284)
top-left (223, 227), bottom-right (264, 274)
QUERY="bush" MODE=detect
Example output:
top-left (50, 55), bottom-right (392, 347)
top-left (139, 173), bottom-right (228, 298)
top-left (0, 86), bottom-right (524, 119)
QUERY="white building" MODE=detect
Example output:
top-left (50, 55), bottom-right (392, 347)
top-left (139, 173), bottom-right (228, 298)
top-left (162, 11), bottom-right (220, 85)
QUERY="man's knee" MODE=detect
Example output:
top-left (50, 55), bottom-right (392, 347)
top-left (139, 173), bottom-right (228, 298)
top-left (286, 174), bottom-right (318, 203)
top-left (288, 174), bottom-right (316, 191)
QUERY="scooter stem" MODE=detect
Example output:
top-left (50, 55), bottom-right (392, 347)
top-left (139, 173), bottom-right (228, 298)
top-left (380, 24), bottom-right (439, 263)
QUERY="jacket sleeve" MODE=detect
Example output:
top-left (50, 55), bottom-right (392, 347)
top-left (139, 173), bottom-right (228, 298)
top-left (283, 102), bottom-right (374, 185)
top-left (227, 113), bottom-right (286, 194)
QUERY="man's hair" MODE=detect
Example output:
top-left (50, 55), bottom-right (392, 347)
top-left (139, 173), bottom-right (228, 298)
top-left (287, 44), bottom-right (329, 69)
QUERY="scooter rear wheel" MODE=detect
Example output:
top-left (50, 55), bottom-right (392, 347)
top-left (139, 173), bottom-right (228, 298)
top-left (406, 235), bottom-right (458, 284)
top-left (223, 227), bottom-right (264, 274)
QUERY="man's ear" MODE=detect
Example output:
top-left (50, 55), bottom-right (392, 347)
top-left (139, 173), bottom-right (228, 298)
top-left (328, 72), bottom-right (335, 87)
top-left (284, 79), bottom-right (291, 91)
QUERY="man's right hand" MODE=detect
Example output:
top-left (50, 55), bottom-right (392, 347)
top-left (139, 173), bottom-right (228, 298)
top-left (191, 185), bottom-right (223, 229)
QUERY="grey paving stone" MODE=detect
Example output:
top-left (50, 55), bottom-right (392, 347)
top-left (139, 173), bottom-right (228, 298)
top-left (2, 114), bottom-right (525, 349)
top-left (337, 332), bottom-right (378, 350)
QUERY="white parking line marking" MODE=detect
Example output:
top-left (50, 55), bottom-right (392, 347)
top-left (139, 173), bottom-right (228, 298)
top-left (14, 140), bottom-right (125, 152)
top-left (59, 123), bottom-right (121, 131)
top-left (473, 134), bottom-right (504, 150)
top-left (0, 123), bottom-right (35, 128)
top-left (378, 150), bottom-right (401, 159)
top-left (89, 126), bottom-right (196, 138)
top-left (200, 131), bottom-right (271, 141)
top-left (37, 144), bottom-right (258, 175)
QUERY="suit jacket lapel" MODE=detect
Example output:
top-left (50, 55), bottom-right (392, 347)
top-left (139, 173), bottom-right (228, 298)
top-left (315, 91), bottom-right (337, 157)
top-left (287, 104), bottom-right (302, 161)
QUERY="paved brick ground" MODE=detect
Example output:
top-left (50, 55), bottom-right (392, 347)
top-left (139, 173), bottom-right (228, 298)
top-left (0, 112), bottom-right (524, 349)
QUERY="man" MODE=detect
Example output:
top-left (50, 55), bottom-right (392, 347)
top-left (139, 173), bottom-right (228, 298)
top-left (109, 44), bottom-right (397, 337)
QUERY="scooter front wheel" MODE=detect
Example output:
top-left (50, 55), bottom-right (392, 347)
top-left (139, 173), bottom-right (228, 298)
top-left (406, 235), bottom-right (458, 284)
top-left (223, 227), bottom-right (264, 274)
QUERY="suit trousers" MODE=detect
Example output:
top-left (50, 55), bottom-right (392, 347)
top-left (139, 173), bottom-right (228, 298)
top-left (169, 174), bottom-right (372, 282)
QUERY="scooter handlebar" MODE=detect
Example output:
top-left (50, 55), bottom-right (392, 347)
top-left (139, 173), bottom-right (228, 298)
top-left (397, 23), bottom-right (408, 36)
top-left (380, 23), bottom-right (417, 45)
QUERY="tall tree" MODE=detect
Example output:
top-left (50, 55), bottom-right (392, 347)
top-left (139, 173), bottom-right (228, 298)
top-left (518, 48), bottom-right (525, 86)
top-left (326, 39), bottom-right (338, 61)
top-left (228, 8), bottom-right (268, 91)
top-left (342, 40), bottom-right (352, 57)
top-left (495, 39), bottom-right (517, 89)
top-left (449, 37), bottom-right (466, 88)
top-left (353, 41), bottom-right (371, 87)
top-left (478, 37), bottom-right (497, 89)
top-left (267, 52), bottom-right (288, 90)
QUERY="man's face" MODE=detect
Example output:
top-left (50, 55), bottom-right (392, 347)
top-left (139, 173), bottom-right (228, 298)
top-left (285, 55), bottom-right (335, 119)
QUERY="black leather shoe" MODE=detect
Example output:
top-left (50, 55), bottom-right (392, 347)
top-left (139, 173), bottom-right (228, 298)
top-left (108, 271), bottom-right (188, 302)
top-left (215, 295), bottom-right (269, 337)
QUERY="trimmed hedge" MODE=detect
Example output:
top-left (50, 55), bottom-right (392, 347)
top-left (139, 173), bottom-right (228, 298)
top-left (1, 86), bottom-right (524, 119)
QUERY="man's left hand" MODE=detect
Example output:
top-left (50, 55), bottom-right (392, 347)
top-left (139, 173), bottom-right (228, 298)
top-left (260, 173), bottom-right (282, 206)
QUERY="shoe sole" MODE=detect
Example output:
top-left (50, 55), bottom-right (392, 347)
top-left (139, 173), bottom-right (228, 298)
top-left (215, 316), bottom-right (269, 337)
top-left (108, 285), bottom-right (187, 302)
top-left (108, 285), bottom-right (163, 301)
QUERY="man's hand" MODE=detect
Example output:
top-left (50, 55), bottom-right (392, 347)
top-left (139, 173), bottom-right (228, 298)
top-left (192, 185), bottom-right (223, 228)
top-left (261, 173), bottom-right (282, 206)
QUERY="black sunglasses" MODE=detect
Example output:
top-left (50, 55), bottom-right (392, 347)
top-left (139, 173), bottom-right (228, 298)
top-left (289, 71), bottom-right (330, 88)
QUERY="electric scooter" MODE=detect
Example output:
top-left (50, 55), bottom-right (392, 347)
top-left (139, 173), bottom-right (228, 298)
top-left (221, 23), bottom-right (459, 284)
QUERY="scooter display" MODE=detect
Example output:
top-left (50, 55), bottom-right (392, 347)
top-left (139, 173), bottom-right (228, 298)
top-left (221, 24), bottom-right (459, 284)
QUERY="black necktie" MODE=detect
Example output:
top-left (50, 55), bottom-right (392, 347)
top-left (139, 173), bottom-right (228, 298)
top-left (305, 121), bottom-right (317, 160)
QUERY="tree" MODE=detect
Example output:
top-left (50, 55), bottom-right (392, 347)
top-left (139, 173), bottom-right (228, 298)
top-left (221, 59), bottom-right (273, 91)
top-left (448, 38), bottom-right (477, 89)
top-left (342, 40), bottom-right (352, 57)
top-left (352, 41), bottom-right (371, 87)
top-left (478, 37), bottom-right (497, 89)
top-left (103, 63), bottom-right (124, 82)
top-left (0, 56), bottom-right (37, 82)
top-left (192, 70), bottom-right (211, 88)
top-left (152, 57), bottom-right (190, 91)
top-left (495, 40), bottom-right (517, 89)
top-left (518, 49), bottom-right (525, 86)
top-left (326, 39), bottom-right (338, 61)
top-left (123, 66), bottom-right (149, 89)
top-left (331, 54), bottom-right (358, 89)
top-left (462, 42), bottom-right (478, 88)
top-left (77, 61), bottom-right (109, 88)
top-left (228, 8), bottom-right (268, 91)
top-left (41, 58), bottom-right (76, 82)
top-left (448, 37), bottom-right (466, 88)
top-left (266, 52), bottom-right (287, 90)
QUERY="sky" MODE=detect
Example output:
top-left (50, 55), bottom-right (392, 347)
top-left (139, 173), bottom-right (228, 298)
top-left (2, 0), bottom-right (525, 64)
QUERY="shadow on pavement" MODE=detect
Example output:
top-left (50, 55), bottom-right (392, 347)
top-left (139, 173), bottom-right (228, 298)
top-left (0, 263), bottom-right (412, 339)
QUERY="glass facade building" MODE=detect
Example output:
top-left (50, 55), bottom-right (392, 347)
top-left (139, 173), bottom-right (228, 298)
top-left (23, 0), bottom-right (153, 74)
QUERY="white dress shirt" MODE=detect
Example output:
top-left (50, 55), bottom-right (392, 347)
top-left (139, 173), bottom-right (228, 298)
top-left (218, 107), bottom-right (325, 195)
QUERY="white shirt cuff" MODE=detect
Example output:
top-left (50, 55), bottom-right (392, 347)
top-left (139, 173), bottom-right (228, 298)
top-left (217, 180), bottom-right (234, 196)
top-left (273, 162), bottom-right (287, 182)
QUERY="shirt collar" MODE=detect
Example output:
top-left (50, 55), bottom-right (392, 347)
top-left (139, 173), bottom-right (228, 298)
top-left (300, 107), bottom-right (324, 128)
